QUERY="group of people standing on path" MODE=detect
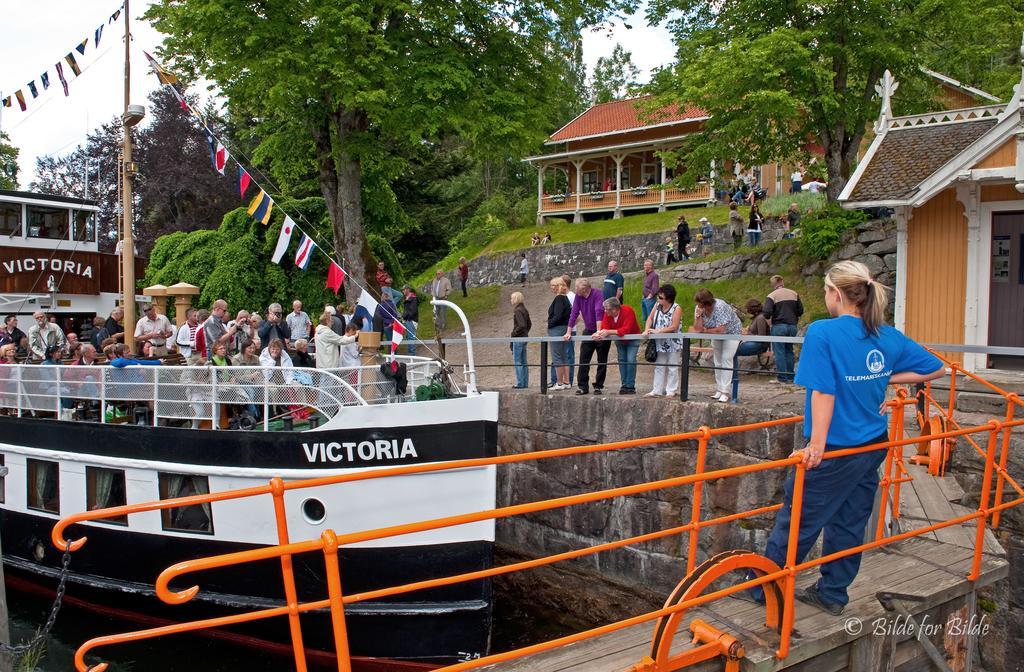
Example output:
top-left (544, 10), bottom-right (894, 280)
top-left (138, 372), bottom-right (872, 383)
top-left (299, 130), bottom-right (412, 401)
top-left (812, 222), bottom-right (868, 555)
top-left (509, 259), bottom-right (804, 398)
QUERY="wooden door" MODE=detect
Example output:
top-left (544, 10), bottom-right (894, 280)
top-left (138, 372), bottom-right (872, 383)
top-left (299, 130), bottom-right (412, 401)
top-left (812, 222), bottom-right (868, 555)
top-left (988, 212), bottom-right (1024, 365)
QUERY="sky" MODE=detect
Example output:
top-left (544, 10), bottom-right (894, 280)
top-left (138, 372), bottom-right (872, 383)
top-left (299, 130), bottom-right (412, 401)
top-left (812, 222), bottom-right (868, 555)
top-left (0, 1), bottom-right (676, 190)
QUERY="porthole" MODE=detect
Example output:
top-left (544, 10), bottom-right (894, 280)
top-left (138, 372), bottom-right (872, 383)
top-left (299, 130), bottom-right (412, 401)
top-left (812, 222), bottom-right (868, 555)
top-left (301, 497), bottom-right (327, 525)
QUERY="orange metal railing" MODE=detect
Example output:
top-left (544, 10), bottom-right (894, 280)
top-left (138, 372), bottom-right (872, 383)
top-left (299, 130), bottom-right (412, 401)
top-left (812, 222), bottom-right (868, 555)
top-left (50, 360), bottom-right (1024, 672)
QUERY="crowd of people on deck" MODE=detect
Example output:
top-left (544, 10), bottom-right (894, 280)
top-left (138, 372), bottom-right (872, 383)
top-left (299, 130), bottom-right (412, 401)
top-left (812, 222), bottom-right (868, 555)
top-left (508, 259), bottom-right (804, 400)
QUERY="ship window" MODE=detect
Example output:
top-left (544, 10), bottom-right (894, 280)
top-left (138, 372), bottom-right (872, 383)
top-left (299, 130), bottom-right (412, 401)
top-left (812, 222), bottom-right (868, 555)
top-left (26, 459), bottom-right (59, 514)
top-left (27, 206), bottom-right (69, 241)
top-left (86, 466), bottom-right (127, 525)
top-left (158, 473), bottom-right (213, 534)
top-left (72, 210), bottom-right (96, 242)
top-left (0, 203), bottom-right (20, 236)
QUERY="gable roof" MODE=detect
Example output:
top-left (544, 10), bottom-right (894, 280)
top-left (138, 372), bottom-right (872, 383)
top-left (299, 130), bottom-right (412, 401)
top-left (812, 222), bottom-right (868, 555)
top-left (547, 96), bottom-right (707, 144)
top-left (846, 118), bottom-right (998, 203)
top-left (921, 68), bottom-right (1001, 105)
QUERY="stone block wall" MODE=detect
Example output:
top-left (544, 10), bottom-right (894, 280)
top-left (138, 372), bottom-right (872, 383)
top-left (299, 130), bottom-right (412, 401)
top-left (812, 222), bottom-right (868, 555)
top-left (495, 392), bottom-right (803, 595)
top-left (425, 221), bottom-right (791, 292)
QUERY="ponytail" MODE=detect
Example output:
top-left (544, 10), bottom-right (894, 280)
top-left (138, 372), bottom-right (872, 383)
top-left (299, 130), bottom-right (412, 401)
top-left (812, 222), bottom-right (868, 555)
top-left (824, 260), bottom-right (889, 335)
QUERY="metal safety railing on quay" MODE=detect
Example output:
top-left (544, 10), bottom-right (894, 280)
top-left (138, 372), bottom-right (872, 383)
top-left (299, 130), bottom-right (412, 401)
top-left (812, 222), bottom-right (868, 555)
top-left (48, 360), bottom-right (1024, 672)
top-left (428, 334), bottom-right (1024, 403)
top-left (0, 357), bottom-right (442, 428)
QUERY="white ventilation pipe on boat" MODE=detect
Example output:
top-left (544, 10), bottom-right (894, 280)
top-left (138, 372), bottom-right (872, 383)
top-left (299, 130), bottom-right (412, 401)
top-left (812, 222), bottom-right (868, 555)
top-left (430, 299), bottom-right (478, 395)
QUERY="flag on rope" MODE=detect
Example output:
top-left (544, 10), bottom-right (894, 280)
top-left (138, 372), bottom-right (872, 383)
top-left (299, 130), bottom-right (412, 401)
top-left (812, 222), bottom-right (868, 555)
top-left (95, 25), bottom-right (104, 48)
top-left (110, 8), bottom-right (121, 23)
top-left (40, 72), bottom-right (49, 90)
top-left (1, 97), bottom-right (10, 108)
top-left (390, 320), bottom-right (406, 355)
top-left (295, 234), bottom-right (316, 270)
top-left (27, 81), bottom-right (38, 98)
top-left (355, 290), bottom-right (379, 330)
top-left (64, 53), bottom-right (81, 77)
top-left (326, 261), bottom-right (346, 294)
top-left (14, 91), bottom-right (26, 111)
top-left (247, 190), bottom-right (274, 225)
top-left (238, 166), bottom-right (252, 198)
top-left (55, 62), bottom-right (69, 96)
top-left (75, 39), bottom-right (88, 56)
top-left (143, 51), bottom-right (178, 86)
top-left (271, 216), bottom-right (295, 264)
top-left (204, 129), bottom-right (227, 175)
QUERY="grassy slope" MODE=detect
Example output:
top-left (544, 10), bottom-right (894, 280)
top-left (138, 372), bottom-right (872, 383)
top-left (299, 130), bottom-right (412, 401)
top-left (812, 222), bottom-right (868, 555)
top-left (411, 203), bottom-right (731, 288)
top-left (415, 285), bottom-right (502, 340)
top-left (621, 258), bottom-right (827, 332)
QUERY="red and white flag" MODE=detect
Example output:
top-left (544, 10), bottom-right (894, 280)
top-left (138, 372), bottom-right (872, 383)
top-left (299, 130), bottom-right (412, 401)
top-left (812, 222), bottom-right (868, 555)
top-left (390, 320), bottom-right (406, 355)
top-left (294, 234), bottom-right (316, 270)
top-left (271, 216), bottom-right (295, 264)
top-left (326, 261), bottom-right (346, 294)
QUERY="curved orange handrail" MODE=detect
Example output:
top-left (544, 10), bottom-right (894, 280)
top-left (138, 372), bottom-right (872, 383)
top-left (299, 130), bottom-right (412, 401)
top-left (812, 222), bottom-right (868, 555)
top-left (51, 369), bottom-right (1024, 672)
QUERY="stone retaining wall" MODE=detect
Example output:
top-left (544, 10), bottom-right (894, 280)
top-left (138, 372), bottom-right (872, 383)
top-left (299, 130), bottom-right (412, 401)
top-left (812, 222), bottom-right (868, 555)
top-left (495, 392), bottom-right (803, 595)
top-left (426, 221), bottom-right (790, 292)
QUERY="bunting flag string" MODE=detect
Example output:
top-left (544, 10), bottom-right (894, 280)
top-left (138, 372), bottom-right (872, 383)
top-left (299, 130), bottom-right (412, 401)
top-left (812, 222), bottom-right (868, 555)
top-left (55, 62), bottom-right (69, 97)
top-left (64, 52), bottom-right (82, 77)
top-left (0, 2), bottom-right (122, 113)
top-left (1, 97), bottom-right (10, 109)
top-left (238, 167), bottom-right (252, 198)
top-left (205, 129), bottom-right (227, 175)
top-left (272, 217), bottom-right (296, 264)
top-left (14, 91), bottom-right (26, 112)
top-left (141, 49), bottom-right (422, 352)
top-left (326, 262), bottom-right (346, 295)
top-left (295, 235), bottom-right (317, 270)
top-left (247, 190), bottom-right (274, 225)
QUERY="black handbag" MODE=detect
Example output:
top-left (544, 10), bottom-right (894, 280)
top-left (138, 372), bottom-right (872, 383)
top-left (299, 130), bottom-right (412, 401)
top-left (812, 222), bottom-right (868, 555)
top-left (644, 339), bottom-right (658, 363)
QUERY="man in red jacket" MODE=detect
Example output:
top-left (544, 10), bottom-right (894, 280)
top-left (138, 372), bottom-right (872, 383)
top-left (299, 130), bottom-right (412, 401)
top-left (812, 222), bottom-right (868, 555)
top-left (593, 297), bottom-right (641, 395)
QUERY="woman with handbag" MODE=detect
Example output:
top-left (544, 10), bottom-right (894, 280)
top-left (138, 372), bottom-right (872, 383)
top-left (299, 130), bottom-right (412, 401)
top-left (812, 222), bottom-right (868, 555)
top-left (642, 284), bottom-right (683, 397)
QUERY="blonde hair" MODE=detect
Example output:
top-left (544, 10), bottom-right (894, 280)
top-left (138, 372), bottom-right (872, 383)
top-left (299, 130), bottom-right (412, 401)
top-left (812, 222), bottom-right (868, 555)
top-left (510, 292), bottom-right (525, 306)
top-left (549, 277), bottom-right (567, 293)
top-left (824, 260), bottom-right (889, 335)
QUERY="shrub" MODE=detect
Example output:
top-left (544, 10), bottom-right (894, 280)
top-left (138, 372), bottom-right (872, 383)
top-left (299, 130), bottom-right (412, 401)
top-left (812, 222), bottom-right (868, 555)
top-left (797, 205), bottom-right (869, 259)
top-left (760, 191), bottom-right (826, 217)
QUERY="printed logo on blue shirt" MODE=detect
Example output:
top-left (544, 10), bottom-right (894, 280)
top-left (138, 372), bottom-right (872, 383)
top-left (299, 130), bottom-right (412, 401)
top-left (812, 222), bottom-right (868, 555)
top-left (866, 349), bottom-right (886, 374)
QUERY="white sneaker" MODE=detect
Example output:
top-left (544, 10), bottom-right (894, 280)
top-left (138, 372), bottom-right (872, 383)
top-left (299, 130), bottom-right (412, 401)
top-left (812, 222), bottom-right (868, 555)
top-left (717, 394), bottom-right (730, 403)
top-left (644, 392), bottom-right (662, 398)
top-left (768, 379), bottom-right (780, 385)
top-left (709, 391), bottom-right (722, 398)
top-left (549, 383), bottom-right (564, 391)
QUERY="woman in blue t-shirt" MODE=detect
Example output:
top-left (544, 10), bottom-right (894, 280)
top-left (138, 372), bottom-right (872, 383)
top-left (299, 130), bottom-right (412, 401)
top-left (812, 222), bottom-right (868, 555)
top-left (751, 260), bottom-right (944, 616)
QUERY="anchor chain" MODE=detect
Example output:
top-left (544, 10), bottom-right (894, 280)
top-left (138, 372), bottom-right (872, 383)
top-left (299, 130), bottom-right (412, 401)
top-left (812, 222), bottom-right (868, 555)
top-left (0, 542), bottom-right (73, 659)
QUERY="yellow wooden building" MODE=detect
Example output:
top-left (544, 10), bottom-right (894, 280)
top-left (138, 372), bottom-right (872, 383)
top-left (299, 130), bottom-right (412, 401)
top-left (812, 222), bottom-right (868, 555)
top-left (839, 67), bottom-right (1024, 371)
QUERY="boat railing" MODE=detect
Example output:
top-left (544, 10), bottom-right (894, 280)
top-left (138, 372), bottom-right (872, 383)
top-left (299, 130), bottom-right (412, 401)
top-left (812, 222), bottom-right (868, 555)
top-left (0, 357), bottom-right (442, 429)
top-left (49, 356), bottom-right (1024, 671)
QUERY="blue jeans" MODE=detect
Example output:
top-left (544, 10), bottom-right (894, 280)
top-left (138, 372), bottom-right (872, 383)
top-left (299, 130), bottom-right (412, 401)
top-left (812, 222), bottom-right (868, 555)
top-left (748, 230), bottom-right (761, 246)
top-left (736, 341), bottom-right (768, 357)
top-left (552, 331), bottom-right (576, 386)
top-left (512, 342), bottom-right (528, 388)
top-left (755, 438), bottom-right (887, 607)
top-left (405, 320), bottom-right (418, 356)
top-left (771, 323), bottom-right (797, 382)
top-left (616, 341), bottom-right (639, 389)
top-left (641, 298), bottom-right (656, 326)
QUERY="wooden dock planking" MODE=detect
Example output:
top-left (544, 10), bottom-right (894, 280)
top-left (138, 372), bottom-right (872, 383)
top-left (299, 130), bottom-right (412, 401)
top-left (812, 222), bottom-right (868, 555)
top-left (897, 463), bottom-right (1005, 554)
top-left (480, 535), bottom-right (1007, 671)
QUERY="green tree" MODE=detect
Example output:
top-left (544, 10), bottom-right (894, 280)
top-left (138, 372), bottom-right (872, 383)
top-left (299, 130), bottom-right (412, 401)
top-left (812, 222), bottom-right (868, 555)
top-left (0, 132), bottom-right (18, 190)
top-left (645, 0), bottom-right (1017, 200)
top-left (144, 1), bottom-right (634, 295)
top-left (590, 43), bottom-right (641, 104)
